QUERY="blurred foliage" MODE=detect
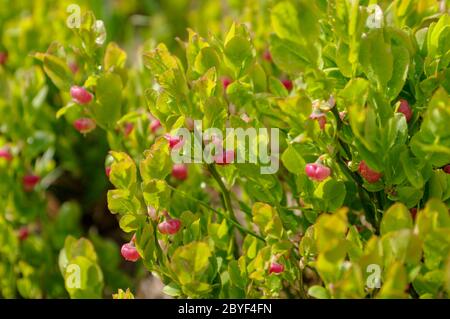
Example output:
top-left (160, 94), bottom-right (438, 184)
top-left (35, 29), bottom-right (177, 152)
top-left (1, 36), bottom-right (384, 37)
top-left (1, 0), bottom-right (450, 299)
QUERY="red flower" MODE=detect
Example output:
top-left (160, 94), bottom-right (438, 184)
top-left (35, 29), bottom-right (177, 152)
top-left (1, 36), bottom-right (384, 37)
top-left (158, 219), bottom-right (182, 235)
top-left (121, 242), bottom-right (140, 262)
top-left (358, 160), bottom-right (382, 183)
top-left (410, 208), bottom-right (418, 220)
top-left (124, 123), bottom-right (134, 137)
top-left (0, 148), bottom-right (13, 161)
top-left (73, 118), bottom-right (96, 134)
top-left (0, 51), bottom-right (8, 65)
top-left (281, 79), bottom-right (293, 91)
top-left (397, 99), bottom-right (412, 122)
top-left (305, 163), bottom-right (331, 181)
top-left (150, 119), bottom-right (162, 134)
top-left (18, 227), bottom-right (29, 241)
top-left (443, 165), bottom-right (450, 174)
top-left (105, 166), bottom-right (111, 178)
top-left (68, 61), bottom-right (79, 74)
top-left (172, 163), bottom-right (188, 181)
top-left (164, 134), bottom-right (184, 150)
top-left (269, 262), bottom-right (284, 274)
top-left (23, 175), bottom-right (40, 192)
top-left (222, 77), bottom-right (232, 90)
top-left (263, 50), bottom-right (272, 62)
top-left (214, 149), bottom-right (235, 165)
top-left (70, 86), bottom-right (93, 105)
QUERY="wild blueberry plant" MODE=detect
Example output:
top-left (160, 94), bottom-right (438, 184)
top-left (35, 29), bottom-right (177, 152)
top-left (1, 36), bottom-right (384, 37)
top-left (2, 0), bottom-right (450, 299)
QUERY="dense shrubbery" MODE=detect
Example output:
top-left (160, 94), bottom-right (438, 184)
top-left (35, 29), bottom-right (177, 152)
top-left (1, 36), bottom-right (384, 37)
top-left (1, 0), bottom-right (450, 299)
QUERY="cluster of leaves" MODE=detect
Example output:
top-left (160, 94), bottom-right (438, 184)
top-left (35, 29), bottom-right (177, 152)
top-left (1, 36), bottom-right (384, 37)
top-left (0, 1), bottom-right (143, 298)
top-left (2, 0), bottom-right (450, 299)
top-left (302, 200), bottom-right (450, 298)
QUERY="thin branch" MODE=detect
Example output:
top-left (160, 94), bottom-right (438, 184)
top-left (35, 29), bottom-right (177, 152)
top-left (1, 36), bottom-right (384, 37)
top-left (167, 184), bottom-right (265, 242)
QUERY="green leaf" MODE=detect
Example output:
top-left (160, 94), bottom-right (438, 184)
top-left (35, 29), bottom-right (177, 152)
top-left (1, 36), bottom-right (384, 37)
top-left (386, 42), bottom-right (410, 99)
top-left (107, 189), bottom-right (141, 215)
top-left (104, 42), bottom-right (127, 71)
top-left (314, 179), bottom-right (346, 212)
top-left (308, 285), bottom-right (330, 299)
top-left (411, 88), bottom-right (450, 166)
top-left (271, 1), bottom-right (302, 43)
top-left (228, 259), bottom-right (246, 289)
top-left (170, 242), bottom-right (212, 285)
top-left (58, 237), bottom-right (103, 299)
top-left (281, 144), bottom-right (305, 175)
top-left (413, 270), bottom-right (445, 297)
top-left (378, 263), bottom-right (408, 299)
top-left (141, 179), bottom-right (171, 210)
top-left (400, 151), bottom-right (424, 189)
top-left (135, 221), bottom-right (156, 268)
top-left (338, 78), bottom-right (370, 108)
top-left (203, 97), bottom-right (227, 130)
top-left (271, 0), bottom-right (319, 44)
top-left (224, 35), bottom-right (254, 76)
top-left (139, 139), bottom-right (172, 181)
top-left (194, 47), bottom-right (220, 75)
top-left (251, 202), bottom-right (283, 239)
top-left (396, 186), bottom-right (423, 208)
top-left (162, 283), bottom-right (182, 297)
top-left (41, 53), bottom-right (72, 90)
top-left (119, 214), bottom-right (145, 233)
top-left (269, 35), bottom-right (315, 74)
top-left (92, 72), bottom-right (123, 128)
top-left (416, 199), bottom-right (450, 239)
top-left (103, 42), bottom-right (127, 84)
top-left (268, 76), bottom-right (289, 97)
top-left (109, 151), bottom-right (137, 190)
top-left (56, 103), bottom-right (81, 119)
top-left (423, 229), bottom-right (450, 270)
top-left (380, 203), bottom-right (413, 236)
top-left (360, 29), bottom-right (393, 90)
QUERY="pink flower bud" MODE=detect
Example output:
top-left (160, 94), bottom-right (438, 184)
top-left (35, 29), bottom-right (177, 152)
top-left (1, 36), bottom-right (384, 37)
top-left (443, 165), bottom-right (450, 174)
top-left (410, 208), bottom-right (418, 220)
top-left (150, 119), bottom-right (162, 134)
top-left (105, 166), bottom-right (111, 178)
top-left (0, 148), bottom-right (13, 161)
top-left (158, 219), bottom-right (181, 235)
top-left (269, 262), bottom-right (284, 274)
top-left (23, 174), bottom-right (40, 192)
top-left (263, 50), bottom-right (272, 62)
top-left (214, 149), bottom-right (235, 165)
top-left (397, 99), bottom-right (412, 122)
top-left (241, 113), bottom-right (251, 123)
top-left (172, 163), bottom-right (188, 181)
top-left (70, 86), bottom-right (93, 105)
top-left (309, 110), bottom-right (327, 130)
top-left (121, 242), bottom-right (140, 262)
top-left (123, 123), bottom-right (134, 137)
top-left (305, 163), bottom-right (331, 181)
top-left (18, 226), bottom-right (29, 241)
top-left (147, 206), bottom-right (158, 220)
top-left (281, 79), bottom-right (293, 91)
top-left (318, 116), bottom-right (327, 130)
top-left (222, 77), bottom-right (232, 90)
top-left (185, 117), bottom-right (195, 131)
top-left (358, 160), bottom-right (382, 183)
top-left (0, 51), bottom-right (8, 65)
top-left (73, 118), bottom-right (96, 134)
top-left (165, 134), bottom-right (184, 150)
top-left (68, 61), bottom-right (78, 74)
